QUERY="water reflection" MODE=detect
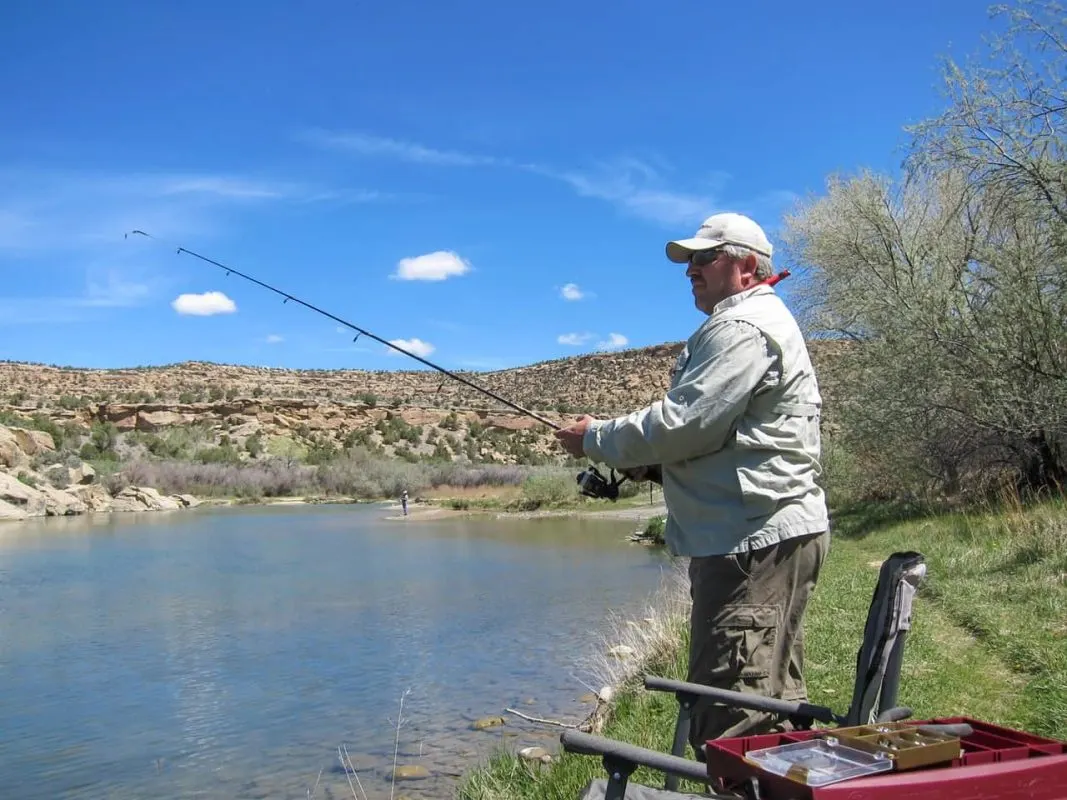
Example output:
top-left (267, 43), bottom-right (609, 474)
top-left (0, 503), bottom-right (672, 799)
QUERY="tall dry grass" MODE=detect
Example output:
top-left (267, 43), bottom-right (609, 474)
top-left (111, 451), bottom-right (572, 501)
top-left (574, 559), bottom-right (691, 700)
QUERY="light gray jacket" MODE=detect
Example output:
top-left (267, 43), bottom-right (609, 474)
top-left (582, 285), bottom-right (829, 557)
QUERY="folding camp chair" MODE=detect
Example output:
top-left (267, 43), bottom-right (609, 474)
top-left (561, 551), bottom-right (928, 800)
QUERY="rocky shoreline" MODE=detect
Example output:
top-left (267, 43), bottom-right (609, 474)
top-left (1, 423), bottom-right (200, 521)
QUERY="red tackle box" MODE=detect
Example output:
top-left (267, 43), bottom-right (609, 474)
top-left (704, 717), bottom-right (1067, 799)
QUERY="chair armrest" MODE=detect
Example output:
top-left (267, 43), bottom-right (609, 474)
top-left (643, 675), bottom-right (842, 725)
top-left (560, 730), bottom-right (711, 784)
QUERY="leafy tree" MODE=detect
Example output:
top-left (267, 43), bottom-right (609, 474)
top-left (783, 0), bottom-right (1067, 498)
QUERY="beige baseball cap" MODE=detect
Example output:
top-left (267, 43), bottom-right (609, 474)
top-left (665, 212), bottom-right (773, 263)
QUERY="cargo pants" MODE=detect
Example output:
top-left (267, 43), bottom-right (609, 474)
top-left (687, 530), bottom-right (829, 756)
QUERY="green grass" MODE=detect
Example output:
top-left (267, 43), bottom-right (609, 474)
top-left (456, 498), bottom-right (1067, 799)
top-left (828, 497), bottom-right (1067, 738)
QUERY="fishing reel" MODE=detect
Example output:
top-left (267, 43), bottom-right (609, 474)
top-left (576, 464), bottom-right (627, 501)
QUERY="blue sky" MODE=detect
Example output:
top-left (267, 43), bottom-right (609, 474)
top-left (1, 0), bottom-right (1000, 371)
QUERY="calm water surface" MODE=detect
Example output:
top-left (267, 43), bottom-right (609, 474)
top-left (0, 503), bottom-right (672, 799)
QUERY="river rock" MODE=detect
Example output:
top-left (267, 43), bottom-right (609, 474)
top-left (174, 493), bottom-right (201, 508)
top-left (607, 644), bottom-right (635, 658)
top-left (392, 765), bottom-right (430, 780)
top-left (110, 486), bottom-right (183, 513)
top-left (70, 483), bottom-right (113, 512)
top-left (518, 746), bottom-right (552, 764)
top-left (0, 471), bottom-right (99, 518)
top-left (0, 497), bottom-right (28, 520)
top-left (39, 484), bottom-right (87, 516)
top-left (0, 471), bottom-right (46, 516)
top-left (472, 715), bottom-right (506, 730)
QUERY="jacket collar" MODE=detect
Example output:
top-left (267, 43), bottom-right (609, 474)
top-left (710, 283), bottom-right (774, 316)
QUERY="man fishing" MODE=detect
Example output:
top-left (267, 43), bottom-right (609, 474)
top-left (553, 212), bottom-right (830, 756)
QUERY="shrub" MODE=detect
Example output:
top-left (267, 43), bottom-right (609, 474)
top-left (509, 472), bottom-right (577, 511)
top-left (196, 444), bottom-right (243, 465)
top-left (643, 514), bottom-right (667, 545)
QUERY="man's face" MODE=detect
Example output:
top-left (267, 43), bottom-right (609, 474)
top-left (686, 247), bottom-right (746, 314)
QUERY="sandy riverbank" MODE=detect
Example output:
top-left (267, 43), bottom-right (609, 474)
top-left (379, 497), bottom-right (668, 524)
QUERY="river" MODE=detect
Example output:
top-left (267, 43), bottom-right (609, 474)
top-left (0, 502), bottom-right (674, 799)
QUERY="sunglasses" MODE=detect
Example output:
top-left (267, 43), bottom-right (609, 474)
top-left (688, 248), bottom-right (728, 268)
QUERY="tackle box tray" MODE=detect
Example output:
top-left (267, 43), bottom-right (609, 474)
top-left (704, 717), bottom-right (1067, 799)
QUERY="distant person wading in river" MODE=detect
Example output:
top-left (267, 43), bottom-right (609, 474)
top-left (401, 490), bottom-right (408, 516)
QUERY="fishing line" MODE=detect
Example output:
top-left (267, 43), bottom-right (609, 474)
top-left (125, 230), bottom-right (561, 429)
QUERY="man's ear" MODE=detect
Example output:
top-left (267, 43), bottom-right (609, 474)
top-left (741, 253), bottom-right (759, 280)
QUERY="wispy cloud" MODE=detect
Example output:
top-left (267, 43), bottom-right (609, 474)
top-left (302, 129), bottom-right (714, 227)
top-left (82, 271), bottom-right (152, 307)
top-left (301, 130), bottom-right (503, 167)
top-left (265, 334), bottom-right (284, 343)
top-left (172, 291), bottom-right (237, 316)
top-left (0, 267), bottom-right (156, 325)
top-left (303, 130), bottom-right (800, 231)
top-left (157, 176), bottom-right (290, 200)
top-left (558, 332), bottom-right (594, 346)
top-left (386, 337), bottom-right (435, 358)
top-left (0, 167), bottom-right (382, 256)
top-left (534, 160), bottom-right (712, 227)
top-left (560, 282), bottom-right (586, 301)
top-left (391, 251), bottom-right (472, 281)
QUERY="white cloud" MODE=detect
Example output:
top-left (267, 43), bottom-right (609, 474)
top-left (265, 334), bottom-right (284, 343)
top-left (596, 333), bottom-right (629, 350)
top-left (172, 291), bottom-right (237, 316)
top-left (560, 283), bottom-right (585, 301)
top-left (392, 251), bottom-right (471, 281)
top-left (386, 337), bottom-right (435, 358)
top-left (558, 332), bottom-right (594, 346)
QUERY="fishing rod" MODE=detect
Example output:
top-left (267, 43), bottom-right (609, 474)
top-left (125, 229), bottom-right (561, 430)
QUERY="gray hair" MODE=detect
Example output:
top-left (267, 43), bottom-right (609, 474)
top-left (722, 244), bottom-right (773, 280)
